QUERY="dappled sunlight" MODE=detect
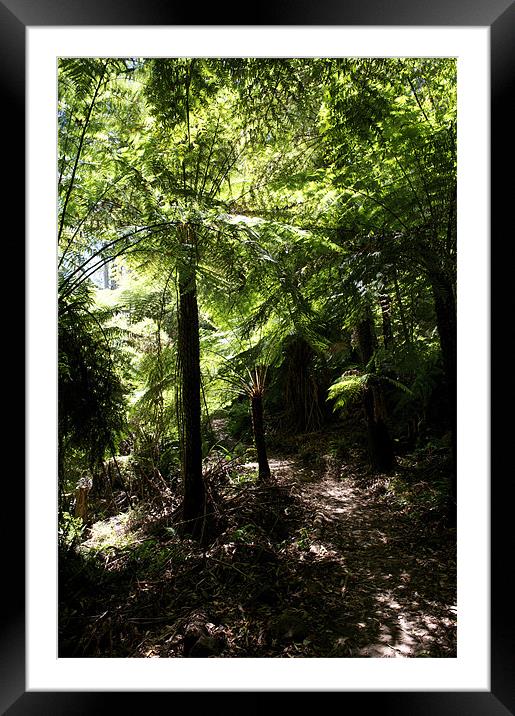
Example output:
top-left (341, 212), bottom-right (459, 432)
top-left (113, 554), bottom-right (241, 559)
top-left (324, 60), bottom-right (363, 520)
top-left (57, 56), bottom-right (457, 661)
top-left (60, 446), bottom-right (455, 659)
top-left (272, 454), bottom-right (457, 658)
top-left (82, 511), bottom-right (137, 551)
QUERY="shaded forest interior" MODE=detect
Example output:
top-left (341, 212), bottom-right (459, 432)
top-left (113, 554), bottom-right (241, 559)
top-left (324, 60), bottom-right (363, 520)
top-left (58, 57), bottom-right (457, 658)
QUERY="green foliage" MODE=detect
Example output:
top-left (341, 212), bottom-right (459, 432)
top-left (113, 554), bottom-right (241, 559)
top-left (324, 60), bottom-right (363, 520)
top-left (327, 371), bottom-right (368, 414)
top-left (58, 281), bottom-right (127, 483)
top-left (384, 444), bottom-right (452, 517)
top-left (327, 357), bottom-right (417, 421)
top-left (230, 524), bottom-right (260, 543)
top-left (58, 512), bottom-right (86, 549)
top-left (294, 527), bottom-right (313, 551)
top-left (58, 57), bottom-right (456, 510)
top-left (229, 466), bottom-right (259, 486)
top-left (225, 399), bottom-right (253, 442)
top-left (123, 539), bottom-right (186, 576)
top-left (157, 437), bottom-right (181, 481)
top-left (82, 509), bottom-right (139, 552)
top-left (377, 339), bottom-right (444, 424)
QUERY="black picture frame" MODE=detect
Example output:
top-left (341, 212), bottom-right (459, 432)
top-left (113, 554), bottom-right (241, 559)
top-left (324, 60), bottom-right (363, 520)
top-left (9, 1), bottom-right (511, 713)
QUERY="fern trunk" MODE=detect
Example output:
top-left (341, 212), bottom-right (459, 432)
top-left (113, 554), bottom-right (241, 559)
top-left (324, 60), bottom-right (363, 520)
top-left (363, 385), bottom-right (396, 472)
top-left (177, 233), bottom-right (205, 538)
top-left (283, 336), bottom-right (324, 432)
top-left (430, 270), bottom-right (457, 516)
top-left (356, 310), bottom-right (395, 472)
top-left (251, 394), bottom-right (271, 480)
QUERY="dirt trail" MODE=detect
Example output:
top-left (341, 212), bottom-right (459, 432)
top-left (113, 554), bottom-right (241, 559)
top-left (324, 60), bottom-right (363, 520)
top-left (60, 443), bottom-right (456, 658)
top-left (257, 452), bottom-right (457, 657)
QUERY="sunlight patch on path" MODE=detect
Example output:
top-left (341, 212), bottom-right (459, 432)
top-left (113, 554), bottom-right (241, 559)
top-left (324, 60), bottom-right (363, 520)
top-left (271, 452), bottom-right (456, 658)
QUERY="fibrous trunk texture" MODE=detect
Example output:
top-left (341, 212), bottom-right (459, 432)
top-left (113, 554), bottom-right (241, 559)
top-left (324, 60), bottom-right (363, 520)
top-left (355, 310), bottom-right (395, 473)
top-left (177, 229), bottom-right (205, 538)
top-left (430, 270), bottom-right (457, 516)
top-left (251, 394), bottom-right (271, 481)
top-left (283, 336), bottom-right (324, 432)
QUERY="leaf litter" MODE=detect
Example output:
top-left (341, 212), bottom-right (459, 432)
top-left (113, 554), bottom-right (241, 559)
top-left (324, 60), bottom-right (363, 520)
top-left (59, 435), bottom-right (456, 658)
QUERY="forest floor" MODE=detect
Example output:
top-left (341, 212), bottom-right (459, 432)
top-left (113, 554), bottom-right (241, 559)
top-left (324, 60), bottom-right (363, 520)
top-left (59, 430), bottom-right (457, 659)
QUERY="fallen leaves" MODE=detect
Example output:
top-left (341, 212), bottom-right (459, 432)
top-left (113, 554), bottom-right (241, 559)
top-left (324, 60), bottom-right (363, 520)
top-left (59, 439), bottom-right (456, 659)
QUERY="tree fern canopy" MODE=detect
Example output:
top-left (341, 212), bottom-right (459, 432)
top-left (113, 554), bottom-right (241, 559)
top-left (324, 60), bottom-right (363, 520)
top-left (57, 55), bottom-right (459, 659)
top-left (58, 54), bottom-right (457, 519)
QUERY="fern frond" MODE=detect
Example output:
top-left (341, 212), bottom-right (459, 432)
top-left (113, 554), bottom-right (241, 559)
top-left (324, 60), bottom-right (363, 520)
top-left (327, 371), bottom-right (368, 413)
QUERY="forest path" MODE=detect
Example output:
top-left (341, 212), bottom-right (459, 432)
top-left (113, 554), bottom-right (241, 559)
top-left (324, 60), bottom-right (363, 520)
top-left (60, 440), bottom-right (456, 659)
top-left (247, 449), bottom-right (457, 658)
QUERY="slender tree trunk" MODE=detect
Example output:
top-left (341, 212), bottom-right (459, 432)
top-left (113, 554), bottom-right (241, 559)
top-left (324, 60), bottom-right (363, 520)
top-left (355, 309), bottom-right (395, 472)
top-left (363, 385), bottom-right (396, 472)
top-left (251, 394), bottom-right (271, 480)
top-left (430, 273), bottom-right (457, 427)
top-left (177, 229), bottom-right (205, 538)
top-left (430, 270), bottom-right (457, 516)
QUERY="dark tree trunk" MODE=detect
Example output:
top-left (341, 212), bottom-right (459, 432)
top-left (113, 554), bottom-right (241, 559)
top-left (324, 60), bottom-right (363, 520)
top-left (430, 273), bottom-right (457, 430)
top-left (363, 385), bottom-right (396, 472)
top-left (251, 394), bottom-right (271, 480)
top-left (355, 309), bottom-right (395, 473)
top-left (283, 336), bottom-right (324, 432)
top-left (177, 233), bottom-right (205, 539)
top-left (430, 270), bottom-right (457, 517)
